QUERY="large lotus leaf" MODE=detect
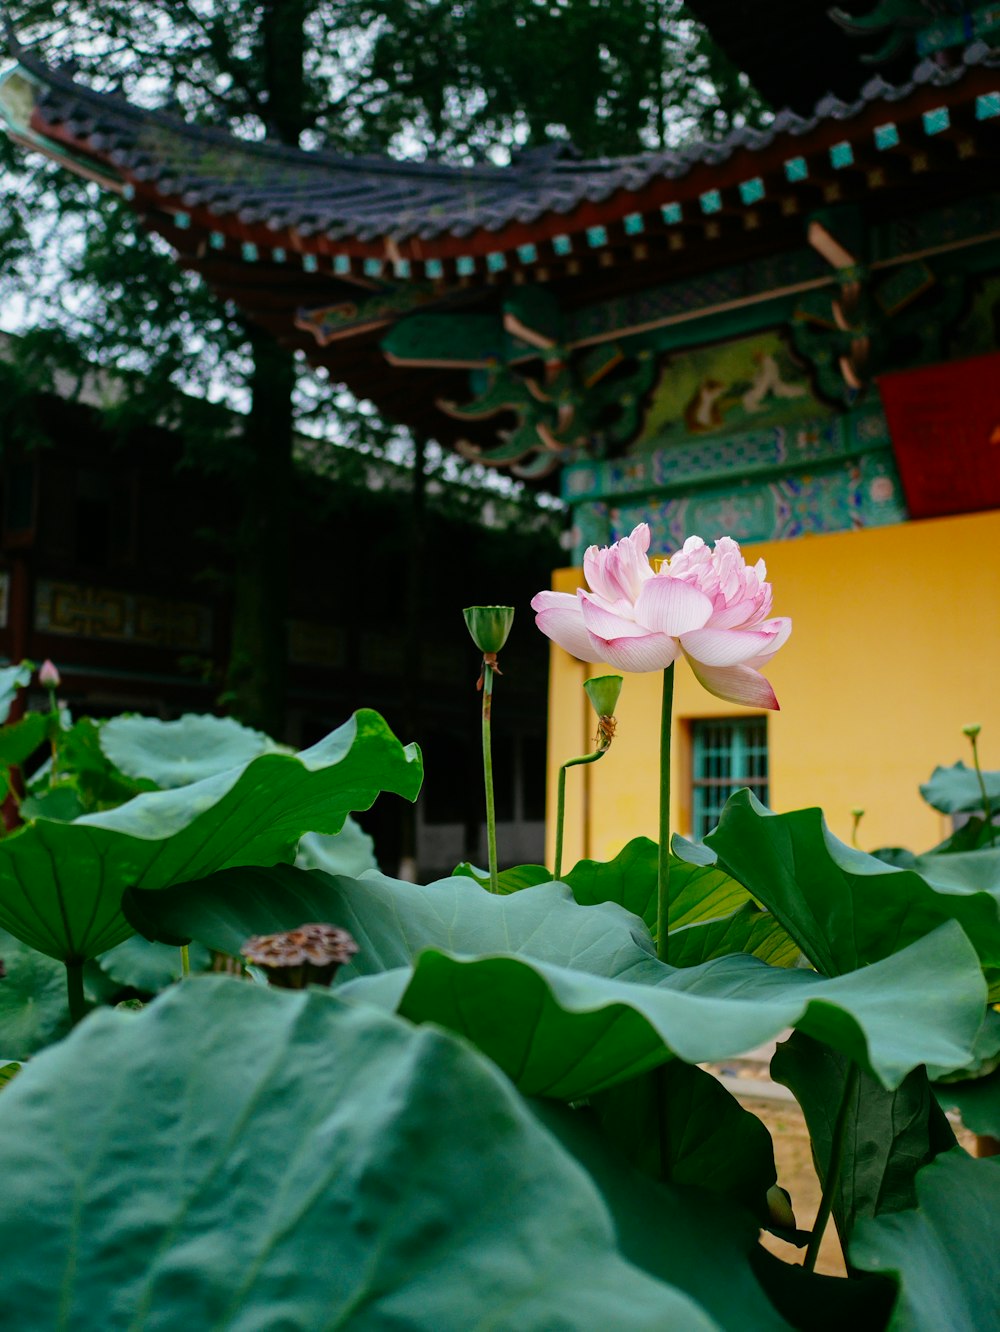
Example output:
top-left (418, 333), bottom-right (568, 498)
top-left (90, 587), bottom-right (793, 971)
top-left (0, 710), bottom-right (421, 963)
top-left (540, 1099), bottom-right (896, 1332)
top-left (920, 761), bottom-right (1000, 816)
top-left (772, 1032), bottom-right (956, 1251)
top-left (100, 711), bottom-right (290, 788)
top-left (909, 845), bottom-right (1000, 890)
top-left (590, 1060), bottom-right (777, 1216)
top-left (693, 790), bottom-right (1000, 985)
top-left (924, 816), bottom-right (997, 856)
top-left (41, 718), bottom-right (155, 813)
top-left (851, 1152), bottom-right (1000, 1331)
top-left (294, 816), bottom-right (378, 878)
top-left (0, 712), bottom-right (48, 767)
top-left (563, 836), bottom-right (660, 929)
top-left (18, 780), bottom-right (87, 823)
top-left (95, 935), bottom-right (210, 992)
top-left (459, 838), bottom-right (752, 949)
top-left (534, 1099), bottom-right (793, 1331)
top-left (935, 1065), bottom-right (1000, 1138)
top-left (374, 927), bottom-right (983, 1098)
top-left (750, 1249), bottom-right (894, 1332)
top-left (0, 662), bottom-right (31, 724)
top-left (0, 927), bottom-right (71, 1059)
top-left (125, 865), bottom-right (658, 977)
top-left (129, 864), bottom-right (986, 1091)
top-left (668, 902), bottom-right (799, 969)
top-left (454, 860), bottom-right (553, 892)
top-left (0, 977), bottom-right (719, 1331)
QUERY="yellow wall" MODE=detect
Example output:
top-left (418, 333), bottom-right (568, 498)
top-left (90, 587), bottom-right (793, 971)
top-left (544, 509), bottom-right (1000, 868)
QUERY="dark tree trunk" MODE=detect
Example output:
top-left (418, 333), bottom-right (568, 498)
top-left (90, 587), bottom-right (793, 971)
top-left (226, 0), bottom-right (310, 735)
top-left (228, 325), bottom-right (295, 737)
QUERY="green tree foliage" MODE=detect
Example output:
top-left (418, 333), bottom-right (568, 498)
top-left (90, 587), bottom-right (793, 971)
top-left (0, 1), bottom-right (761, 730)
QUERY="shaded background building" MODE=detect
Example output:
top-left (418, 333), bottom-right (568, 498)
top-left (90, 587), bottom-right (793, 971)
top-left (0, 342), bottom-right (559, 875)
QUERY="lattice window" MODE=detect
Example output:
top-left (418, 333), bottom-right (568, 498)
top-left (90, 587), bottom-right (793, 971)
top-left (691, 718), bottom-right (768, 839)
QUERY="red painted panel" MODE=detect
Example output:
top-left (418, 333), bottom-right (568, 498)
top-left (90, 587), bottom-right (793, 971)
top-left (877, 352), bottom-right (1000, 520)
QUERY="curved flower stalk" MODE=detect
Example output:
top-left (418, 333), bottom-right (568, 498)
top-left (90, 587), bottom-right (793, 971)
top-left (963, 724), bottom-right (995, 848)
top-left (532, 525), bottom-right (791, 959)
top-left (553, 675), bottom-right (623, 882)
top-left (531, 524), bottom-right (790, 710)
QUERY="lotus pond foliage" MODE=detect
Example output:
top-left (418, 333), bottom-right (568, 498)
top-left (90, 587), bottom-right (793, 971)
top-left (0, 531), bottom-right (998, 1330)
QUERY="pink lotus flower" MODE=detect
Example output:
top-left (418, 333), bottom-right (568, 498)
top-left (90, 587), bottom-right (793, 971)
top-left (531, 525), bottom-right (790, 709)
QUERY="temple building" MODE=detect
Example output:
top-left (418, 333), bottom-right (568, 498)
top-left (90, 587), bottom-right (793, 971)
top-left (2, 4), bottom-right (999, 857)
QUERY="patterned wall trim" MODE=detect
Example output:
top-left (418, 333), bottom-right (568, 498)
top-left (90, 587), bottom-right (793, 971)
top-left (569, 451), bottom-right (907, 560)
top-left (562, 408), bottom-right (891, 503)
top-left (35, 580), bottom-right (212, 652)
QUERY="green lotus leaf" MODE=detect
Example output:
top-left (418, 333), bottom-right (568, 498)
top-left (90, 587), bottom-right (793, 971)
top-left (534, 1099), bottom-right (793, 1331)
top-left (0, 662), bottom-right (31, 725)
top-left (0, 927), bottom-right (71, 1059)
top-left (458, 837), bottom-right (752, 949)
top-left (40, 718), bottom-right (155, 813)
top-left (0, 712), bottom-right (48, 768)
top-left (95, 935), bottom-right (210, 992)
top-left (0, 977), bottom-right (719, 1331)
top-left (376, 928), bottom-right (983, 1097)
top-left (935, 1065), bottom-right (1000, 1138)
top-left (750, 1249), bottom-right (894, 1332)
top-left (691, 791), bottom-right (1000, 988)
top-left (851, 1151), bottom-right (1000, 1330)
top-left (453, 860), bottom-right (552, 893)
top-left (0, 1060), bottom-right (19, 1089)
top-left (590, 1059), bottom-right (778, 1216)
top-left (128, 865), bottom-right (987, 1092)
top-left (772, 1032), bottom-right (956, 1250)
top-left (919, 761), bottom-right (1000, 816)
top-left (295, 816), bottom-right (378, 878)
top-left (0, 710), bottom-right (421, 963)
top-left (667, 902), bottom-right (799, 969)
top-left (18, 780), bottom-right (87, 823)
top-left (100, 711), bottom-right (291, 788)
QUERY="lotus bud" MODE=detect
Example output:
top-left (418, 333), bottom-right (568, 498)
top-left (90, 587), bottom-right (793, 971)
top-left (583, 674), bottom-right (623, 720)
top-left (850, 806), bottom-right (865, 848)
top-left (241, 923), bottom-right (359, 990)
top-left (963, 724), bottom-right (982, 739)
top-left (38, 659), bottom-right (60, 689)
top-left (463, 606), bottom-right (514, 656)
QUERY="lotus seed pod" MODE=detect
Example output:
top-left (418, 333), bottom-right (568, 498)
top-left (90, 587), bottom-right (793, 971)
top-left (463, 606), bottom-right (514, 655)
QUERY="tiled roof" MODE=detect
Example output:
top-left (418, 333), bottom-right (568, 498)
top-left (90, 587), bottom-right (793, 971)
top-left (3, 33), bottom-right (999, 475)
top-left (9, 38), bottom-right (1000, 271)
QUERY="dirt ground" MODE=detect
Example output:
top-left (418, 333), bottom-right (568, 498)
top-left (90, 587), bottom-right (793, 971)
top-left (744, 1093), bottom-right (977, 1278)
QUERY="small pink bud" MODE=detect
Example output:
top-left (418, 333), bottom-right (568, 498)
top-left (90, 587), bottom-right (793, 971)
top-left (38, 660), bottom-right (61, 689)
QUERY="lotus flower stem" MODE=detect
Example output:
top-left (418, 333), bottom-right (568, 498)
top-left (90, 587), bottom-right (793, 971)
top-left (463, 608), bottom-right (514, 894)
top-left (481, 661), bottom-right (499, 892)
top-left (65, 960), bottom-right (86, 1027)
top-left (804, 1060), bottom-right (859, 1272)
top-left (554, 749), bottom-right (607, 882)
top-left (180, 945), bottom-right (191, 977)
top-left (965, 727), bottom-right (995, 848)
top-left (656, 664), bottom-right (675, 962)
